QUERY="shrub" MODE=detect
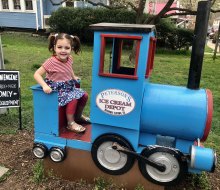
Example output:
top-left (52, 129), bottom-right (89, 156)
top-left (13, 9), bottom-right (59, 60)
top-left (48, 8), bottom-right (193, 49)
top-left (175, 28), bottom-right (194, 50)
top-left (156, 18), bottom-right (175, 47)
top-left (48, 7), bottom-right (136, 42)
top-left (156, 18), bottom-right (193, 50)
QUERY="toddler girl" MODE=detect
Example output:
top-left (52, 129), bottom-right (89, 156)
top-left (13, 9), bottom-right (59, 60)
top-left (34, 33), bottom-right (90, 133)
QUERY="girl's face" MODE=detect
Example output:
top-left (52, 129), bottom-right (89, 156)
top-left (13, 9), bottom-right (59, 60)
top-left (54, 38), bottom-right (72, 62)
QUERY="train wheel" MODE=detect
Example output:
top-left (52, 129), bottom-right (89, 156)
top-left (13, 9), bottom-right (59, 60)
top-left (138, 146), bottom-right (187, 186)
top-left (49, 147), bottom-right (66, 162)
top-left (91, 134), bottom-right (135, 175)
top-left (33, 143), bottom-right (47, 159)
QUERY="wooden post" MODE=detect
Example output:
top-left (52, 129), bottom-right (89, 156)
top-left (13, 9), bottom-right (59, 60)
top-left (213, 23), bottom-right (220, 60)
top-left (0, 35), bottom-right (4, 69)
top-left (0, 34), bottom-right (7, 114)
top-left (187, 0), bottom-right (211, 89)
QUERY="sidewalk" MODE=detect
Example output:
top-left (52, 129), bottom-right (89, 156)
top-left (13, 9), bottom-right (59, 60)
top-left (204, 40), bottom-right (220, 56)
top-left (207, 39), bottom-right (220, 52)
top-left (0, 166), bottom-right (9, 178)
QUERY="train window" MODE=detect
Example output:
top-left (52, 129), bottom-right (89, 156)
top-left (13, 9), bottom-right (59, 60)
top-left (99, 34), bottom-right (142, 80)
top-left (145, 37), bottom-right (156, 78)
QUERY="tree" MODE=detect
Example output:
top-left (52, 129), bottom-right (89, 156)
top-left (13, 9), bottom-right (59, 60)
top-left (49, 0), bottom-right (220, 25)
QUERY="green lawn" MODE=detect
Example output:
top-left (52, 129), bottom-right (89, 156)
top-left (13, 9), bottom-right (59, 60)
top-left (1, 32), bottom-right (220, 140)
top-left (0, 32), bottom-right (219, 174)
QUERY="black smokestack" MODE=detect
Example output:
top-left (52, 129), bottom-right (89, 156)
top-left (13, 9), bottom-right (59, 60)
top-left (187, 1), bottom-right (211, 89)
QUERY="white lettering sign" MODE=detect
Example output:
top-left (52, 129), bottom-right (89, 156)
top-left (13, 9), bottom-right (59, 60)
top-left (0, 71), bottom-right (20, 108)
top-left (96, 89), bottom-right (135, 116)
top-left (0, 74), bottom-right (18, 81)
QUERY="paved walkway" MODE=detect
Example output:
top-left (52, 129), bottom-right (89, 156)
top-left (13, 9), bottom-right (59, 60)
top-left (0, 166), bottom-right (9, 178)
top-left (207, 39), bottom-right (220, 52)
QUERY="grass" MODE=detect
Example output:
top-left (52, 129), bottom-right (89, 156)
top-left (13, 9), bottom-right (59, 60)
top-left (93, 177), bottom-right (114, 190)
top-left (1, 32), bottom-right (220, 142)
top-left (0, 32), bottom-right (93, 130)
top-left (205, 44), bottom-right (214, 53)
top-left (32, 160), bottom-right (45, 184)
top-left (0, 32), bottom-right (219, 188)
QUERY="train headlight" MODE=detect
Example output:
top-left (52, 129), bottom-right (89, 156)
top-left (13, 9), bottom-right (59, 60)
top-left (190, 145), bottom-right (216, 172)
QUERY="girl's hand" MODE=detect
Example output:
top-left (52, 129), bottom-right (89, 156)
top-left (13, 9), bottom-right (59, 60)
top-left (43, 85), bottom-right (52, 94)
top-left (73, 76), bottom-right (80, 81)
top-left (34, 66), bottom-right (52, 93)
top-left (73, 76), bottom-right (81, 84)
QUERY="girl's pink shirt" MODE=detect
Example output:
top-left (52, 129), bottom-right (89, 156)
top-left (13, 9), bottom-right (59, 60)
top-left (42, 56), bottom-right (74, 82)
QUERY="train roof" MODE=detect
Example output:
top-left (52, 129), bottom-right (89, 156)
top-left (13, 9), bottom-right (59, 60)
top-left (90, 23), bottom-right (155, 33)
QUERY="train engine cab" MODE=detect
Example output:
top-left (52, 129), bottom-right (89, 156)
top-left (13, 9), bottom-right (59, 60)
top-left (31, 3), bottom-right (216, 186)
top-left (89, 23), bottom-right (216, 185)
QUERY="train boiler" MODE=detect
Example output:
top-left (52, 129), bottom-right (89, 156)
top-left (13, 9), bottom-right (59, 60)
top-left (31, 1), bottom-right (216, 187)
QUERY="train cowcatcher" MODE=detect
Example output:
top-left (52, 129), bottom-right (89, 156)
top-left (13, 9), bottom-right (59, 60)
top-left (31, 1), bottom-right (216, 187)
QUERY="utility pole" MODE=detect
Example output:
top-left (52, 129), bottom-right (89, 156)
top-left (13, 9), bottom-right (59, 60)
top-left (0, 35), bottom-right (4, 69)
top-left (0, 34), bottom-right (7, 114)
top-left (213, 23), bottom-right (220, 61)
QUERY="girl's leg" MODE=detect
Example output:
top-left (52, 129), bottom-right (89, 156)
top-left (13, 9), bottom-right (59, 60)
top-left (75, 92), bottom-right (90, 123)
top-left (66, 99), bottom-right (86, 133)
top-left (66, 99), bottom-right (78, 122)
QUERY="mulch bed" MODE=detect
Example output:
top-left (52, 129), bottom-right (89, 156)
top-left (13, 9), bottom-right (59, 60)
top-left (0, 129), bottom-right (219, 190)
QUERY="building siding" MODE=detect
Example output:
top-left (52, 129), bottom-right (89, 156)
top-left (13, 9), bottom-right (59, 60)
top-left (0, 12), bottom-right (36, 29)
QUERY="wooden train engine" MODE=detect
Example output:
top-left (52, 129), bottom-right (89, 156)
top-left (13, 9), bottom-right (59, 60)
top-left (31, 1), bottom-right (216, 186)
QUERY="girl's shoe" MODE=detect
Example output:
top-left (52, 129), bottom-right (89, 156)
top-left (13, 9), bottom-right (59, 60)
top-left (66, 121), bottom-right (86, 133)
top-left (75, 115), bottom-right (91, 124)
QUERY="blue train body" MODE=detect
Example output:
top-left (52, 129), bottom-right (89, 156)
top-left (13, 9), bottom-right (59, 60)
top-left (31, 20), bottom-right (216, 186)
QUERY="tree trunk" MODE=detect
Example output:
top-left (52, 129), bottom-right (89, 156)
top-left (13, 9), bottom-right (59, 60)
top-left (213, 23), bottom-right (220, 60)
top-left (135, 0), bottom-right (146, 24)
